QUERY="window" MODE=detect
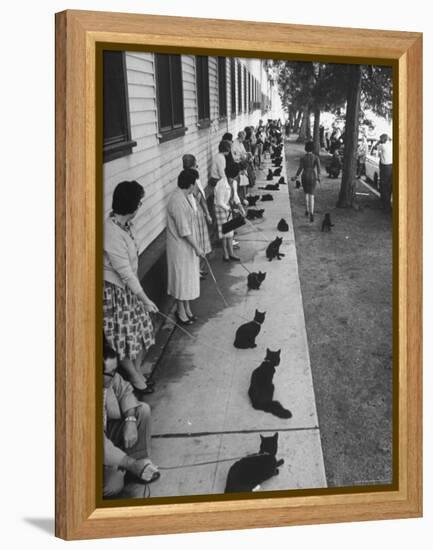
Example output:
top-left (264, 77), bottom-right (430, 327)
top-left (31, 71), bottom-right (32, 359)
top-left (217, 57), bottom-right (227, 119)
top-left (155, 54), bottom-right (185, 142)
top-left (230, 58), bottom-right (236, 117)
top-left (237, 62), bottom-right (242, 113)
top-left (196, 56), bottom-right (210, 125)
top-left (103, 51), bottom-right (137, 163)
top-left (244, 66), bottom-right (248, 112)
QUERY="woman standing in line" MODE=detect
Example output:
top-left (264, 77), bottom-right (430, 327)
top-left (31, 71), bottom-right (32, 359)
top-left (292, 141), bottom-right (321, 222)
top-left (182, 154), bottom-right (212, 279)
top-left (214, 162), bottom-right (245, 262)
top-left (166, 168), bottom-right (204, 325)
top-left (104, 180), bottom-right (158, 396)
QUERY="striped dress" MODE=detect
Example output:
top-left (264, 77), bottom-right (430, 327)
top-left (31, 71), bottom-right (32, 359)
top-left (191, 179), bottom-right (212, 255)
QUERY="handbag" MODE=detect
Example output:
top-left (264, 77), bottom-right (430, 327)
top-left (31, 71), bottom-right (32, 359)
top-left (222, 211), bottom-right (246, 234)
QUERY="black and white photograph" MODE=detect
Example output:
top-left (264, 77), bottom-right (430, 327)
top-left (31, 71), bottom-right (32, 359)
top-left (101, 50), bottom-right (393, 500)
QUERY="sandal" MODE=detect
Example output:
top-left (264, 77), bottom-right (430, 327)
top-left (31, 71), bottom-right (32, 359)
top-left (140, 460), bottom-right (161, 484)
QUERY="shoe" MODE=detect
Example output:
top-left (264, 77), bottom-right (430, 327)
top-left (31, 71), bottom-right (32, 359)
top-left (310, 214), bottom-right (314, 222)
top-left (229, 255), bottom-right (241, 261)
top-left (222, 256), bottom-right (230, 262)
top-left (188, 314), bottom-right (198, 321)
top-left (174, 311), bottom-right (194, 325)
top-left (140, 460), bottom-right (161, 484)
top-left (134, 386), bottom-right (155, 398)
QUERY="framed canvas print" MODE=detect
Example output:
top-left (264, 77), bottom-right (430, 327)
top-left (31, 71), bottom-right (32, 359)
top-left (55, 10), bottom-right (422, 540)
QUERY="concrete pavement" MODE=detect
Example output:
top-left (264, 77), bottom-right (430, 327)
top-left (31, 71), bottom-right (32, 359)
top-left (144, 147), bottom-right (327, 497)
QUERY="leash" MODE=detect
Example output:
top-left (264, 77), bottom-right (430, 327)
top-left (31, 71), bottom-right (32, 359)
top-left (156, 310), bottom-right (234, 358)
top-left (158, 454), bottom-right (247, 470)
top-left (204, 257), bottom-right (263, 327)
top-left (158, 452), bottom-right (269, 471)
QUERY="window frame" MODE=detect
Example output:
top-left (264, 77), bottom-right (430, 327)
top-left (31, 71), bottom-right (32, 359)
top-left (103, 51), bottom-right (137, 163)
top-left (230, 57), bottom-right (236, 118)
top-left (195, 55), bottom-right (211, 129)
top-left (217, 57), bottom-right (227, 120)
top-left (155, 53), bottom-right (187, 144)
top-left (237, 61), bottom-right (242, 113)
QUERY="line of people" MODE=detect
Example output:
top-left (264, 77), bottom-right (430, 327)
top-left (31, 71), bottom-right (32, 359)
top-left (101, 119), bottom-right (283, 497)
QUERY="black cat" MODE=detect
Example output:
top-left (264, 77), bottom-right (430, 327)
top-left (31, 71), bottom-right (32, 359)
top-left (272, 167), bottom-right (282, 177)
top-left (266, 237), bottom-right (285, 261)
top-left (266, 169), bottom-right (274, 181)
top-left (246, 208), bottom-right (265, 220)
top-left (233, 309), bottom-right (266, 349)
top-left (246, 194), bottom-right (260, 206)
top-left (248, 349), bottom-right (292, 419)
top-left (321, 213), bottom-right (335, 232)
top-left (278, 176), bottom-right (287, 185)
top-left (259, 184), bottom-right (279, 191)
top-left (225, 432), bottom-right (284, 493)
top-left (277, 218), bottom-right (289, 232)
top-left (247, 271), bottom-right (266, 290)
top-left (261, 194), bottom-right (274, 201)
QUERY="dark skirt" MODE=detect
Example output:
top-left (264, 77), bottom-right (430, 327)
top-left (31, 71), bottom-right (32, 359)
top-left (302, 169), bottom-right (317, 194)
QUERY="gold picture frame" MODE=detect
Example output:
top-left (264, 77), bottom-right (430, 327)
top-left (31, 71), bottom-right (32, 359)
top-left (55, 9), bottom-right (422, 540)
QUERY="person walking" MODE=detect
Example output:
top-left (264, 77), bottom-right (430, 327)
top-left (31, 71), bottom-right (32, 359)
top-left (356, 133), bottom-right (368, 178)
top-left (292, 141), bottom-right (321, 222)
top-left (104, 180), bottom-right (158, 397)
top-left (166, 168), bottom-right (204, 325)
top-left (377, 133), bottom-right (393, 212)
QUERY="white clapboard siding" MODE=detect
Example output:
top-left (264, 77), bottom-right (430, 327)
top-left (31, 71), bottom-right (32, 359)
top-left (103, 53), bottom-right (272, 255)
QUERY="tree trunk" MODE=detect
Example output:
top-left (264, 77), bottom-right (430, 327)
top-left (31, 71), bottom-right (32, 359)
top-left (297, 105), bottom-right (310, 142)
top-left (293, 109), bottom-right (303, 133)
top-left (312, 105), bottom-right (321, 155)
top-left (306, 109), bottom-right (312, 141)
top-left (337, 65), bottom-right (362, 208)
top-left (289, 106), bottom-right (296, 132)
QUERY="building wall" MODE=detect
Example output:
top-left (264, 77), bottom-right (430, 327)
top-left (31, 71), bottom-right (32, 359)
top-left (103, 53), bottom-right (271, 261)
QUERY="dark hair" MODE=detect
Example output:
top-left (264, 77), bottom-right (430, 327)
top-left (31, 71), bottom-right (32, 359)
top-left (178, 168), bottom-right (199, 189)
top-left (239, 160), bottom-right (248, 170)
top-left (182, 154), bottom-right (197, 169)
top-left (222, 132), bottom-right (233, 142)
top-left (305, 141), bottom-right (314, 153)
top-left (219, 140), bottom-right (232, 153)
top-left (103, 335), bottom-right (117, 361)
top-left (225, 162), bottom-right (240, 179)
top-left (112, 180), bottom-right (144, 215)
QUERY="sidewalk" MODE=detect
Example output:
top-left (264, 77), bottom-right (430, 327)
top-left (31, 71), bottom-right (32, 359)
top-left (144, 147), bottom-right (327, 497)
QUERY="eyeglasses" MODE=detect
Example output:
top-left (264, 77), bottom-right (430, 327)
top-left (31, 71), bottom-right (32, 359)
top-left (103, 370), bottom-right (116, 379)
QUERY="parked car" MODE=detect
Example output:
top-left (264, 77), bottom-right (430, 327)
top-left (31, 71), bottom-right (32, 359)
top-left (365, 144), bottom-right (380, 189)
